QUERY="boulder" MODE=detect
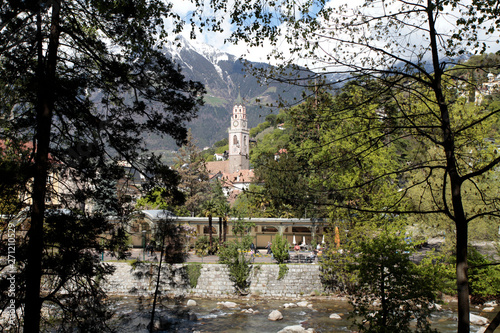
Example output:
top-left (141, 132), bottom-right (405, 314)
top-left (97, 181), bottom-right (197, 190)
top-left (268, 310), bottom-right (284, 321)
top-left (296, 301), bottom-right (309, 307)
top-left (428, 303), bottom-right (442, 311)
top-left (284, 303), bottom-right (298, 308)
top-left (217, 301), bottom-right (238, 308)
top-left (186, 300), bottom-right (197, 307)
top-left (484, 300), bottom-right (498, 307)
top-left (277, 325), bottom-right (315, 333)
top-left (329, 313), bottom-right (342, 320)
top-left (470, 313), bottom-right (489, 326)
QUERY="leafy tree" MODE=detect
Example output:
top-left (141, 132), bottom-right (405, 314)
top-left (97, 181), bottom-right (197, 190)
top-left (214, 138), bottom-right (229, 148)
top-left (270, 233), bottom-right (289, 264)
top-left (320, 230), bottom-right (358, 295)
top-left (231, 183), bottom-right (270, 217)
top-left (136, 164), bottom-right (186, 212)
top-left (349, 228), bottom-right (439, 333)
top-left (0, 0), bottom-right (204, 331)
top-left (194, 1), bottom-right (500, 331)
top-left (253, 151), bottom-right (312, 217)
top-left (194, 236), bottom-right (210, 263)
top-left (458, 247), bottom-right (500, 301)
top-left (218, 218), bottom-right (254, 295)
top-left (148, 216), bottom-right (188, 333)
top-left (249, 121), bottom-right (271, 138)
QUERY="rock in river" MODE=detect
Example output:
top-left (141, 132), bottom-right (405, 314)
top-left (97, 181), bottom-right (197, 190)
top-left (268, 310), bottom-right (283, 321)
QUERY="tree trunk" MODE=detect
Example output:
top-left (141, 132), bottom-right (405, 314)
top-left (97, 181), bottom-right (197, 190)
top-left (218, 216), bottom-right (222, 245)
top-left (24, 2), bottom-right (61, 332)
top-left (208, 215), bottom-right (213, 252)
top-left (455, 213), bottom-right (470, 333)
top-left (426, 2), bottom-right (470, 331)
top-left (223, 217), bottom-right (227, 243)
top-left (149, 236), bottom-right (165, 333)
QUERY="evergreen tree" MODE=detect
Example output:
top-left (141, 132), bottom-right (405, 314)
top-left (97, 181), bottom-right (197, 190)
top-left (0, 1), bottom-right (204, 330)
top-left (174, 130), bottom-right (211, 217)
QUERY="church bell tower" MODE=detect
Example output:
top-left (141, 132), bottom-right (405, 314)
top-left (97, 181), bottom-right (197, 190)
top-left (228, 93), bottom-right (250, 173)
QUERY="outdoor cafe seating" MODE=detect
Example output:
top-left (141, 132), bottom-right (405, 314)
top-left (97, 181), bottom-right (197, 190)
top-left (287, 251), bottom-right (315, 263)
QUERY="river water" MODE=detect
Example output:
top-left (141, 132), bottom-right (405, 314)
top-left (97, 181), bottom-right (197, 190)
top-left (109, 296), bottom-right (494, 333)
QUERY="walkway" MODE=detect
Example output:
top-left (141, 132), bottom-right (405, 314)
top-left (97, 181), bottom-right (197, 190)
top-left (102, 248), bottom-right (283, 264)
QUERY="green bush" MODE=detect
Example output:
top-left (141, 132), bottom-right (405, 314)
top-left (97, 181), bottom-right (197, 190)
top-left (278, 263), bottom-right (289, 280)
top-left (320, 248), bottom-right (357, 294)
top-left (218, 218), bottom-right (254, 295)
top-left (433, 246), bottom-right (500, 301)
top-left (467, 247), bottom-right (500, 300)
top-left (194, 236), bottom-right (219, 259)
top-left (271, 234), bottom-right (290, 264)
top-left (218, 241), bottom-right (252, 295)
top-left (186, 263), bottom-right (202, 288)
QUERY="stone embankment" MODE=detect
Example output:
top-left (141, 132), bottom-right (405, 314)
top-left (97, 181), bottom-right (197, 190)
top-left (103, 262), bottom-right (323, 298)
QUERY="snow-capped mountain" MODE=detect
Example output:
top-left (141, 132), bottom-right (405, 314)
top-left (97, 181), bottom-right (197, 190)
top-left (153, 36), bottom-right (307, 149)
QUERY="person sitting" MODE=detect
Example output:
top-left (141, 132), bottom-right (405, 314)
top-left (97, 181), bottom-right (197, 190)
top-left (294, 244), bottom-right (300, 252)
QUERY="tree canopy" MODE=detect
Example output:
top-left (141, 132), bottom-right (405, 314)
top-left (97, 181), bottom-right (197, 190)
top-left (0, 0), bottom-right (204, 331)
top-left (221, 0), bottom-right (500, 329)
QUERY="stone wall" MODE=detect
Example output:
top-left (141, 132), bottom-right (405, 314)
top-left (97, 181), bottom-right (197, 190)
top-left (103, 263), bottom-right (324, 298)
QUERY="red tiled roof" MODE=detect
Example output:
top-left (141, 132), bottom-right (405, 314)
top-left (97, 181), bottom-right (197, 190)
top-left (205, 160), bottom-right (254, 184)
top-left (206, 160), bottom-right (230, 175)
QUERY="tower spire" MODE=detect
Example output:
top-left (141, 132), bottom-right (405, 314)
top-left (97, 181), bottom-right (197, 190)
top-left (236, 86), bottom-right (243, 105)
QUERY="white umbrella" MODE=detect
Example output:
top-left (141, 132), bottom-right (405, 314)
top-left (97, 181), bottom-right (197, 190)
top-left (322, 235), bottom-right (325, 244)
top-left (302, 236), bottom-right (306, 245)
top-left (293, 235), bottom-right (296, 245)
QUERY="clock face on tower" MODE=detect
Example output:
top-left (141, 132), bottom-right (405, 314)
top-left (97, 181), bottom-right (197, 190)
top-left (233, 120), bottom-right (239, 127)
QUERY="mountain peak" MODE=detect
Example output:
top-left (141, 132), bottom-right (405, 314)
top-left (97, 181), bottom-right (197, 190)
top-left (165, 35), bottom-right (235, 68)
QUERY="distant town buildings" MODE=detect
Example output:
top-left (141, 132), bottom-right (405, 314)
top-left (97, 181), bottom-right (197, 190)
top-left (475, 72), bottom-right (500, 104)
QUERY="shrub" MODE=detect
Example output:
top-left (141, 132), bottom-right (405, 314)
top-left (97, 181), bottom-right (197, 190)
top-left (271, 234), bottom-right (290, 264)
top-left (278, 263), bottom-right (289, 280)
top-left (218, 241), bottom-right (252, 295)
top-left (466, 247), bottom-right (500, 301)
top-left (186, 263), bottom-right (202, 288)
top-left (194, 236), bottom-right (210, 261)
top-left (218, 218), bottom-right (255, 295)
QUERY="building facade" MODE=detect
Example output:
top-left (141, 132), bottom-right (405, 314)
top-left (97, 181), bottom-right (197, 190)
top-left (131, 210), bottom-right (328, 249)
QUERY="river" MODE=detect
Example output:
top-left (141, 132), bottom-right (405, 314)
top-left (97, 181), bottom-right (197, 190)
top-left (109, 296), bottom-right (494, 332)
